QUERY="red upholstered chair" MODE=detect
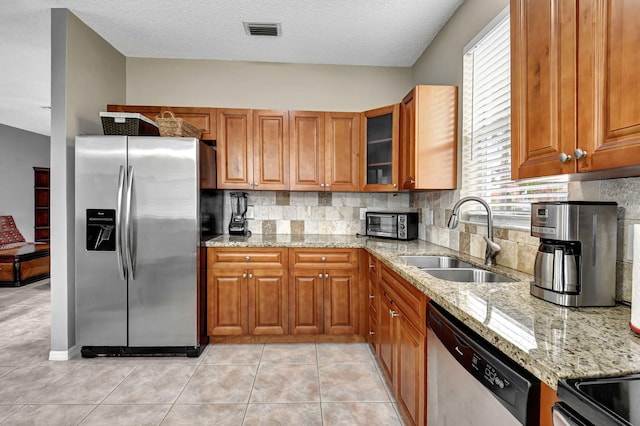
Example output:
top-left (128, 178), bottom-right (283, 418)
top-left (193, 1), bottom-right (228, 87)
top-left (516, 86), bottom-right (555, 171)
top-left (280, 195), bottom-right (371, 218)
top-left (0, 216), bottom-right (50, 286)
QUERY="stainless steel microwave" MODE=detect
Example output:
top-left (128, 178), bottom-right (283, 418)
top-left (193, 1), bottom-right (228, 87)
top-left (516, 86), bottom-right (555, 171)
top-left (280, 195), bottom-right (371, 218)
top-left (366, 211), bottom-right (418, 240)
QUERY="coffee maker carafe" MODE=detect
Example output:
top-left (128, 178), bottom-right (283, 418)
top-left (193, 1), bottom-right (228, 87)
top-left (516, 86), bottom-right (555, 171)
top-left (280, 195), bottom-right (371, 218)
top-left (229, 192), bottom-right (249, 236)
top-left (531, 201), bottom-right (617, 307)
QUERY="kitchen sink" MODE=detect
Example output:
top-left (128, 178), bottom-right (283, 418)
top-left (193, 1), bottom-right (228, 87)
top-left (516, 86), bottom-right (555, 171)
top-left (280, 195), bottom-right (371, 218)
top-left (400, 255), bottom-right (474, 269)
top-left (422, 268), bottom-right (515, 283)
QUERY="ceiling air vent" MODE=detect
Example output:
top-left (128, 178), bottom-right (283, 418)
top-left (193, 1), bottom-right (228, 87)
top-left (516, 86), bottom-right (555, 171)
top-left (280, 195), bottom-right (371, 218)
top-left (243, 22), bottom-right (281, 37)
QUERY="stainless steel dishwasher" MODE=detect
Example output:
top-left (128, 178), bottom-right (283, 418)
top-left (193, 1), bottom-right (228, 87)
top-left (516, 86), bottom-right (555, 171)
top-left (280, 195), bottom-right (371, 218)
top-left (427, 302), bottom-right (540, 426)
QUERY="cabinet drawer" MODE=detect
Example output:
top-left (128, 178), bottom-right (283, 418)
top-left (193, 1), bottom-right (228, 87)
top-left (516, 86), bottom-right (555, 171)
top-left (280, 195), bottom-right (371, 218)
top-left (0, 263), bottom-right (14, 281)
top-left (290, 248), bottom-right (358, 269)
top-left (380, 264), bottom-right (427, 332)
top-left (208, 247), bottom-right (288, 269)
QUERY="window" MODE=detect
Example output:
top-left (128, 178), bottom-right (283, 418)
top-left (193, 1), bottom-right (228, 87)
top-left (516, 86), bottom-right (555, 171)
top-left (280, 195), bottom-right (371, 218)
top-left (461, 8), bottom-right (567, 228)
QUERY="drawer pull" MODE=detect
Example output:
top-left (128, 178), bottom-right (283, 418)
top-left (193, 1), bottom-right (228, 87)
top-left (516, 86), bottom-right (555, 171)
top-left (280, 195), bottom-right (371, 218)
top-left (390, 309), bottom-right (400, 318)
top-left (369, 264), bottom-right (375, 269)
top-left (369, 331), bottom-right (375, 335)
top-left (321, 256), bottom-right (326, 262)
top-left (245, 256), bottom-right (251, 261)
top-left (369, 295), bottom-right (375, 299)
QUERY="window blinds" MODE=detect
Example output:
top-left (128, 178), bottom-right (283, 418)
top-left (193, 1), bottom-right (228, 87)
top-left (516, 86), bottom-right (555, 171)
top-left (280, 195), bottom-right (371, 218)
top-left (461, 15), bottom-right (567, 225)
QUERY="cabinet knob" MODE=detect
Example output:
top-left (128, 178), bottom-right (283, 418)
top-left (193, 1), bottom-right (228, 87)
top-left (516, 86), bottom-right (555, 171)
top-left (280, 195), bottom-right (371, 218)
top-left (248, 273), bottom-right (253, 278)
top-left (392, 183), bottom-right (397, 188)
top-left (574, 148), bottom-right (588, 160)
top-left (369, 264), bottom-right (375, 269)
top-left (369, 331), bottom-right (375, 335)
top-left (369, 295), bottom-right (375, 299)
top-left (558, 153), bottom-right (572, 163)
top-left (409, 179), bottom-right (416, 184)
top-left (319, 273), bottom-right (324, 278)
top-left (245, 256), bottom-right (250, 261)
top-left (324, 273), bottom-right (329, 279)
top-left (253, 182), bottom-right (259, 187)
top-left (390, 310), bottom-right (400, 318)
top-left (242, 273), bottom-right (247, 278)
top-left (321, 256), bottom-right (326, 262)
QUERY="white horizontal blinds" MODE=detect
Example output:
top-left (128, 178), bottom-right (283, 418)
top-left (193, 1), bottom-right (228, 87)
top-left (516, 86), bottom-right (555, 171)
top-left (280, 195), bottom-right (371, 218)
top-left (462, 15), bottom-right (567, 222)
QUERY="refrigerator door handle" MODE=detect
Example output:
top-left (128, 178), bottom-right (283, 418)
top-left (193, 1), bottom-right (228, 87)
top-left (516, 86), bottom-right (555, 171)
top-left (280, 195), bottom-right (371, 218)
top-left (125, 165), bottom-right (136, 280)
top-left (116, 165), bottom-right (127, 280)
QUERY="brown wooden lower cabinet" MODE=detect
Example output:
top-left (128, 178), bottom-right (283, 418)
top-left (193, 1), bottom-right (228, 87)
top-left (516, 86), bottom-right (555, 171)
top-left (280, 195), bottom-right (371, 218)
top-left (208, 247), bottom-right (360, 339)
top-left (207, 268), bottom-right (288, 336)
top-left (373, 262), bottom-right (428, 426)
top-left (288, 268), bottom-right (358, 335)
top-left (207, 268), bottom-right (248, 336)
top-left (540, 382), bottom-right (560, 426)
top-left (249, 269), bottom-right (288, 335)
top-left (289, 270), bottom-right (324, 334)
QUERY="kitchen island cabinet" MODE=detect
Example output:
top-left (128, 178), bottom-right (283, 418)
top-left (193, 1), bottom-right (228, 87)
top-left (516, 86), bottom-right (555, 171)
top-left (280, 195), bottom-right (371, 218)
top-left (511, 0), bottom-right (640, 179)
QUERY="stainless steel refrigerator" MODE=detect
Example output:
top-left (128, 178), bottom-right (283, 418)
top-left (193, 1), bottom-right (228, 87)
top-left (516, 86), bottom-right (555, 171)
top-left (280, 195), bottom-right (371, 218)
top-left (75, 135), bottom-right (223, 357)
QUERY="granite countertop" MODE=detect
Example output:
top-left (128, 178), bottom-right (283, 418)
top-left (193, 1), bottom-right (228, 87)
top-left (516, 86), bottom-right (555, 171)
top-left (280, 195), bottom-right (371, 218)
top-left (205, 234), bottom-right (640, 389)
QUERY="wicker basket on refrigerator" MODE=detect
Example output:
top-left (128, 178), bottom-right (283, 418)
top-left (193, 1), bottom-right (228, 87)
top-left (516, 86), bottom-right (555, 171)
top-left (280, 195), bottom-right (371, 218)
top-left (155, 111), bottom-right (202, 139)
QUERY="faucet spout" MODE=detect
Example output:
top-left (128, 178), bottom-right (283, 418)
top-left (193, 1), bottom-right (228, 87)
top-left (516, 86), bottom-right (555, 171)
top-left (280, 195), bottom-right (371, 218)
top-left (447, 196), bottom-right (501, 266)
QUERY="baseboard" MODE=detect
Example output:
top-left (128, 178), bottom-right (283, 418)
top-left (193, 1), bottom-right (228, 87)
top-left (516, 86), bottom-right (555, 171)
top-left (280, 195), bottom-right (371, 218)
top-left (49, 344), bottom-right (81, 361)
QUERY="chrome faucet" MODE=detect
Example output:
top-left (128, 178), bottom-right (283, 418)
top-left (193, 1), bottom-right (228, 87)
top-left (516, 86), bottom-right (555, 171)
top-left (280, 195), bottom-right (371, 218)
top-left (447, 196), bottom-right (501, 266)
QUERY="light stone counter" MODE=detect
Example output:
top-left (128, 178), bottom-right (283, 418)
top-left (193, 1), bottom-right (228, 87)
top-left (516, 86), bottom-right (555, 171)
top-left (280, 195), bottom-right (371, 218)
top-left (205, 234), bottom-right (640, 389)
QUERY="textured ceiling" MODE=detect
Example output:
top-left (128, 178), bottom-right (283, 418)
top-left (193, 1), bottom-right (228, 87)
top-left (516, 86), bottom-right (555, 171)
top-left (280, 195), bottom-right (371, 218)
top-left (0, 0), bottom-right (463, 136)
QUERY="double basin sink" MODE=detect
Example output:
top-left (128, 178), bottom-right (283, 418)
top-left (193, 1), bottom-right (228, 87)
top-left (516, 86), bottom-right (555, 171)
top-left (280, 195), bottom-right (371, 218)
top-left (400, 256), bottom-right (514, 283)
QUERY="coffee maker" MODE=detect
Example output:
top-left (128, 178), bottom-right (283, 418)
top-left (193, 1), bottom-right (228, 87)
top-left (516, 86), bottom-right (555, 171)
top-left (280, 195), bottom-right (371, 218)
top-left (229, 192), bottom-right (249, 236)
top-left (530, 201), bottom-right (617, 307)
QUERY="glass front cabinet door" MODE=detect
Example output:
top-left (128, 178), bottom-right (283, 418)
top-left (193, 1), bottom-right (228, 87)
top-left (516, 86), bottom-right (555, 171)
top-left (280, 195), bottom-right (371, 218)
top-left (361, 104), bottom-right (400, 191)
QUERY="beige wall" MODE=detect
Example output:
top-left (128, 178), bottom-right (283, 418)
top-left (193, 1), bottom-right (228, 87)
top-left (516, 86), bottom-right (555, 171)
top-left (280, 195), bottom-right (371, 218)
top-left (126, 58), bottom-right (413, 111)
top-left (50, 9), bottom-right (126, 357)
top-left (411, 0), bottom-right (509, 86)
top-left (0, 124), bottom-right (50, 241)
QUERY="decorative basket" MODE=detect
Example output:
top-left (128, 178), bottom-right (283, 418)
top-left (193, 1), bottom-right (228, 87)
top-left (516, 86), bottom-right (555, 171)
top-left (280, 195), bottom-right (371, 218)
top-left (100, 112), bottom-right (159, 136)
top-left (155, 111), bottom-right (202, 139)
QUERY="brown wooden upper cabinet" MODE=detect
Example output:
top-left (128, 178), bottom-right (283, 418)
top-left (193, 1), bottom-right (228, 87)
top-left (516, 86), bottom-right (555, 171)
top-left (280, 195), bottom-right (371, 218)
top-left (290, 111), bottom-right (360, 191)
top-left (216, 109), bottom-right (289, 190)
top-left (361, 104), bottom-right (400, 191)
top-left (106, 105), bottom-right (216, 141)
top-left (511, 0), bottom-right (640, 179)
top-left (400, 85), bottom-right (458, 190)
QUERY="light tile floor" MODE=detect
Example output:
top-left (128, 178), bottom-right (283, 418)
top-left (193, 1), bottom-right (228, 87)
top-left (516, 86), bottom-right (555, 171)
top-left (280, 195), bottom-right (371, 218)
top-left (0, 280), bottom-right (405, 425)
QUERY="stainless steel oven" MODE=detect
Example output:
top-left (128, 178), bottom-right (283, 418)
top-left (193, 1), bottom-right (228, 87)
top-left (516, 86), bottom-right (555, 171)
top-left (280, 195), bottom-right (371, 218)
top-left (553, 375), bottom-right (640, 426)
top-left (365, 211), bottom-right (418, 240)
top-left (427, 302), bottom-right (540, 426)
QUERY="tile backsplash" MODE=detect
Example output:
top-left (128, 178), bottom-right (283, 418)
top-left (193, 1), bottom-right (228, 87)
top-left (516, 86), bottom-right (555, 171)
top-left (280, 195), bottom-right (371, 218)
top-left (223, 176), bottom-right (640, 304)
top-left (222, 190), bottom-right (410, 236)
top-left (410, 177), bottom-right (640, 304)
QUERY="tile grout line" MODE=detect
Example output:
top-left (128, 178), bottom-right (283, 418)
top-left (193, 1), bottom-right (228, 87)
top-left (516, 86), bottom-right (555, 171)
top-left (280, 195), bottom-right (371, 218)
top-left (240, 343), bottom-right (266, 424)
top-left (315, 342), bottom-right (324, 425)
